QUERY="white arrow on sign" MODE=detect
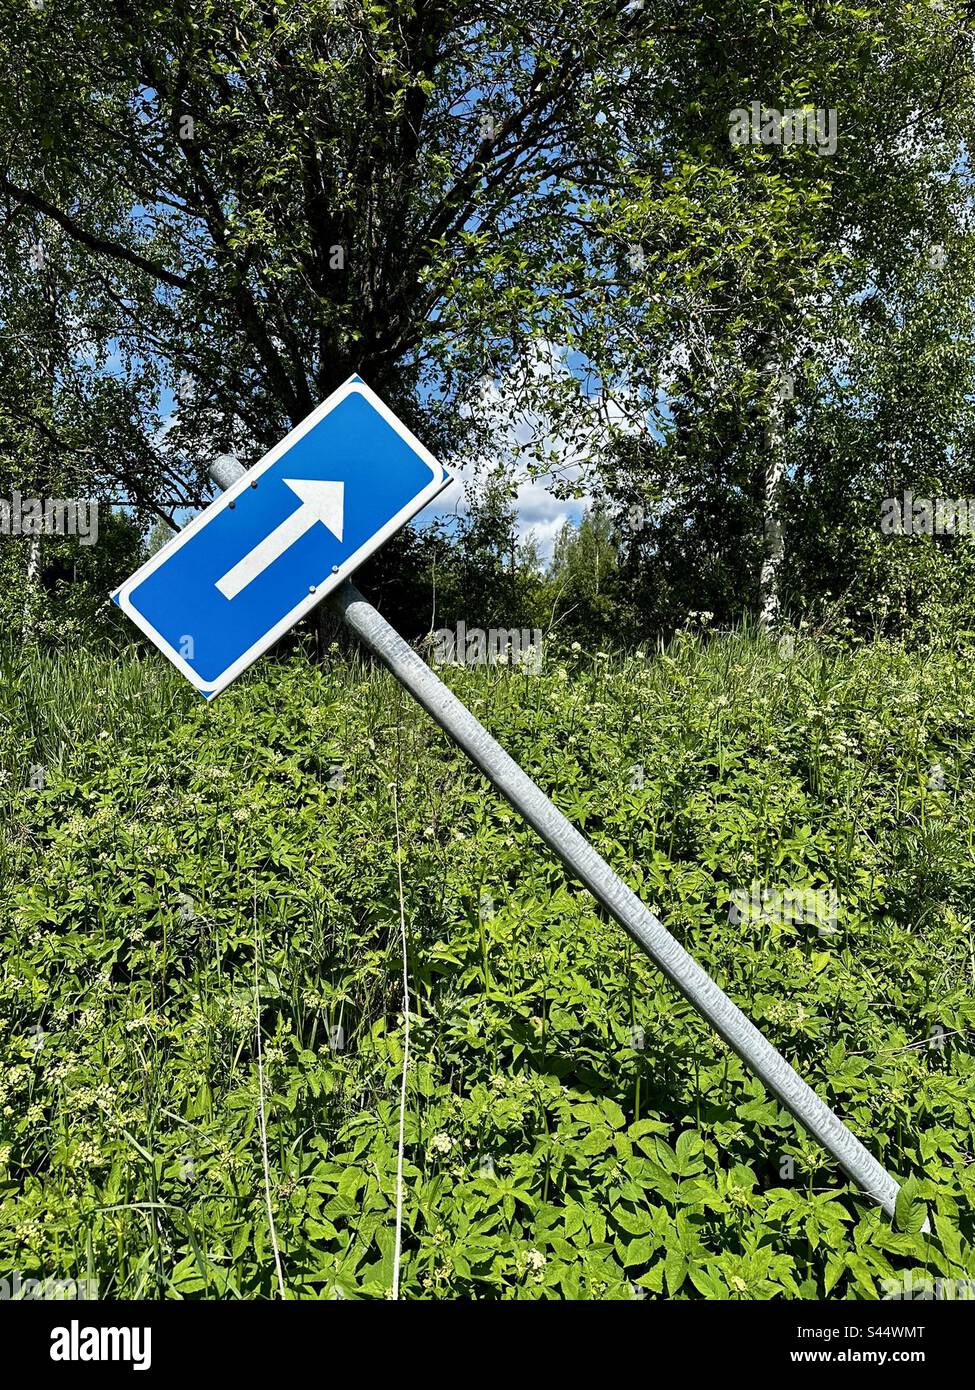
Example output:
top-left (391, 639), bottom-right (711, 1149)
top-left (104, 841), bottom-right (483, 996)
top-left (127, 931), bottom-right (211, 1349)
top-left (215, 478), bottom-right (344, 600)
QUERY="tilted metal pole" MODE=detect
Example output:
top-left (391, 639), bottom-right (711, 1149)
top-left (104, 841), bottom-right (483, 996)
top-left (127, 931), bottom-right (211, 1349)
top-left (209, 455), bottom-right (903, 1219)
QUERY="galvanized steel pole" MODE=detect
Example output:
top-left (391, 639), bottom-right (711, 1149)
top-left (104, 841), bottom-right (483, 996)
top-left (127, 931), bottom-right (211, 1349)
top-left (209, 455), bottom-right (903, 1219)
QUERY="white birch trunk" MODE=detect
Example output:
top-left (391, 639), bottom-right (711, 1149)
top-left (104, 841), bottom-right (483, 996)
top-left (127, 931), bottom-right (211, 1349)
top-left (22, 532), bottom-right (41, 639)
top-left (758, 386), bottom-right (786, 631)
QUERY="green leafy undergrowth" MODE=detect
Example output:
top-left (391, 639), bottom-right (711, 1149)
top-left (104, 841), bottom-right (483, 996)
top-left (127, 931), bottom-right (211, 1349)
top-left (0, 630), bottom-right (973, 1298)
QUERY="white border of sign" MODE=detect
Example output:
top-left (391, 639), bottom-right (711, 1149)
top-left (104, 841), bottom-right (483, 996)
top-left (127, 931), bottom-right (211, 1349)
top-left (113, 375), bottom-right (453, 699)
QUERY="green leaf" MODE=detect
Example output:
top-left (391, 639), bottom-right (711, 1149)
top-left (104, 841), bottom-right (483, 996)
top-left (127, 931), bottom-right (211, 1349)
top-left (664, 1245), bottom-right (688, 1295)
top-left (894, 1179), bottom-right (928, 1236)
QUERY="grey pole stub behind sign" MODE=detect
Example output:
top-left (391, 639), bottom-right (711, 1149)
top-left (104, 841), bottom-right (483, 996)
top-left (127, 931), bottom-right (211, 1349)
top-left (208, 454), bottom-right (904, 1221)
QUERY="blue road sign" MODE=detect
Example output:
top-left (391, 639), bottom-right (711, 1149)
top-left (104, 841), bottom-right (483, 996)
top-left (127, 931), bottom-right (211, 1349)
top-left (114, 376), bottom-right (452, 698)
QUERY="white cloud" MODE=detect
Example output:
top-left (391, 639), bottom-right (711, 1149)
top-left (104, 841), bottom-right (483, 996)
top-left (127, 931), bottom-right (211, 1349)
top-left (416, 346), bottom-right (642, 562)
top-left (418, 457), bottom-right (583, 563)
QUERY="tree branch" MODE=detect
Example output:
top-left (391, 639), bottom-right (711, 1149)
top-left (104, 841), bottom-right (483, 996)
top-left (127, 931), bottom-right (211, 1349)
top-left (0, 175), bottom-right (190, 290)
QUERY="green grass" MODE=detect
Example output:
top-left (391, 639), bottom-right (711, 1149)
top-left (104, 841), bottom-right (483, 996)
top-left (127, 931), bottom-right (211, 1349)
top-left (1, 628), bottom-right (974, 1299)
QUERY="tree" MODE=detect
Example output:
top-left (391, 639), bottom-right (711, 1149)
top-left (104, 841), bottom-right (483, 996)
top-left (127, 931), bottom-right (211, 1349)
top-left (546, 506), bottom-right (629, 641)
top-left (0, 0), bottom-right (649, 528)
top-left (418, 479), bottom-right (544, 635)
top-left (584, 1), bottom-right (975, 632)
